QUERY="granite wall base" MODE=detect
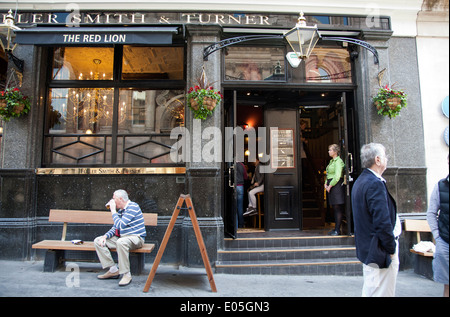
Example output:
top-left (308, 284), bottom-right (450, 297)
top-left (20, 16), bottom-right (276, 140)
top-left (0, 170), bottom-right (224, 267)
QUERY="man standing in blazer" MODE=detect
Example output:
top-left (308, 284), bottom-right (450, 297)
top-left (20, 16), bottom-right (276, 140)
top-left (351, 143), bottom-right (401, 296)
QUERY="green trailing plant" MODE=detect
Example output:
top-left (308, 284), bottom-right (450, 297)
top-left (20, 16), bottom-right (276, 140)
top-left (373, 84), bottom-right (407, 119)
top-left (0, 87), bottom-right (31, 121)
top-left (187, 68), bottom-right (222, 120)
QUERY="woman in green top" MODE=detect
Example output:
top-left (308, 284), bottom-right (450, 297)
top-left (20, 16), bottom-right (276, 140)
top-left (325, 144), bottom-right (345, 235)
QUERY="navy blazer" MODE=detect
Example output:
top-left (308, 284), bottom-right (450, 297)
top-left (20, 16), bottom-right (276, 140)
top-left (351, 169), bottom-right (397, 268)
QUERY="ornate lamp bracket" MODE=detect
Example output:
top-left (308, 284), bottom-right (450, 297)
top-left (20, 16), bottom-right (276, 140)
top-left (0, 9), bottom-right (25, 72)
top-left (5, 50), bottom-right (25, 73)
top-left (203, 34), bottom-right (379, 65)
top-left (203, 34), bottom-right (283, 61)
top-left (319, 37), bottom-right (379, 64)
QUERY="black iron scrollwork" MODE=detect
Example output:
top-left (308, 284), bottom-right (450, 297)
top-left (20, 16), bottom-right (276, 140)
top-left (203, 34), bottom-right (379, 64)
top-left (6, 50), bottom-right (25, 73)
top-left (203, 34), bottom-right (283, 61)
top-left (320, 37), bottom-right (379, 64)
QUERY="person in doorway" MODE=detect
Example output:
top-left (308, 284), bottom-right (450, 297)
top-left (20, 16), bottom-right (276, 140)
top-left (300, 119), bottom-right (309, 160)
top-left (325, 144), bottom-right (345, 235)
top-left (235, 161), bottom-right (248, 228)
top-left (244, 158), bottom-right (264, 217)
top-left (426, 155), bottom-right (449, 297)
top-left (351, 143), bottom-right (401, 297)
top-left (94, 189), bottom-right (146, 287)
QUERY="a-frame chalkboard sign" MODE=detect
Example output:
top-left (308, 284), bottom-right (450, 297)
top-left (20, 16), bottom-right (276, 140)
top-left (143, 194), bottom-right (217, 293)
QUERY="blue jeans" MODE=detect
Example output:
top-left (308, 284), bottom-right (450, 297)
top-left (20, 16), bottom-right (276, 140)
top-left (236, 185), bottom-right (244, 228)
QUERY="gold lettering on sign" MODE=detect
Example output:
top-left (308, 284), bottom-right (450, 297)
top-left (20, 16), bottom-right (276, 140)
top-left (131, 13), bottom-right (146, 24)
top-left (35, 167), bottom-right (186, 175)
top-left (7, 11), bottom-right (272, 27)
top-left (32, 13), bottom-right (43, 23)
top-left (85, 14), bottom-right (101, 24)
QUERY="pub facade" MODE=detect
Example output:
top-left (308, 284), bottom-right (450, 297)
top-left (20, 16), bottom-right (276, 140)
top-left (0, 1), bottom-right (448, 272)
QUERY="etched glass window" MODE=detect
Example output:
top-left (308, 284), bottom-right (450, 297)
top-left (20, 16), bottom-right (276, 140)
top-left (305, 47), bottom-right (352, 83)
top-left (52, 47), bottom-right (114, 80)
top-left (118, 89), bottom-right (184, 134)
top-left (122, 46), bottom-right (184, 80)
top-left (48, 87), bottom-right (114, 134)
top-left (224, 46), bottom-right (286, 81)
top-left (44, 46), bottom-right (185, 167)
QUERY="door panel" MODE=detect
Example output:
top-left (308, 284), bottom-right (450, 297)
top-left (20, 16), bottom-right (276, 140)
top-left (223, 90), bottom-right (237, 238)
top-left (337, 92), bottom-right (355, 235)
top-left (265, 108), bottom-right (300, 230)
top-left (273, 186), bottom-right (295, 221)
top-left (339, 92), bottom-right (355, 235)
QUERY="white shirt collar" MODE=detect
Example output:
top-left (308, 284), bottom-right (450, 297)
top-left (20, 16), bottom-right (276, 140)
top-left (367, 168), bottom-right (387, 183)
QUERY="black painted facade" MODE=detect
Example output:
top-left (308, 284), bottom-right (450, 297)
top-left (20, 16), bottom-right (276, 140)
top-left (0, 10), bottom-right (428, 271)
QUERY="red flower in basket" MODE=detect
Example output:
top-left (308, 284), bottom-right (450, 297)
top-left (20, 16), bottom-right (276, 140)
top-left (0, 87), bottom-right (31, 121)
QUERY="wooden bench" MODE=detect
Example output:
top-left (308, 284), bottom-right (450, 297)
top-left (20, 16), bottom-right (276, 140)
top-left (32, 209), bottom-right (157, 275)
top-left (404, 219), bottom-right (434, 257)
top-left (404, 219), bottom-right (434, 279)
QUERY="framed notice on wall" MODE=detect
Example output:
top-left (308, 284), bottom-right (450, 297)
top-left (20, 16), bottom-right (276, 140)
top-left (271, 128), bottom-right (295, 169)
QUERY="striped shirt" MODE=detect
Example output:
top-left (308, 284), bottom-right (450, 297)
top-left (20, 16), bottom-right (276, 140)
top-left (105, 201), bottom-right (146, 238)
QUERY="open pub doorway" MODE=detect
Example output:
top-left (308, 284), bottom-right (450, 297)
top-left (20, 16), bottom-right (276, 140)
top-left (223, 89), bottom-right (356, 237)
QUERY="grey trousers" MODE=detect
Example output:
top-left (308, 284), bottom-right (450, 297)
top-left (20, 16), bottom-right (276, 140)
top-left (94, 235), bottom-right (144, 274)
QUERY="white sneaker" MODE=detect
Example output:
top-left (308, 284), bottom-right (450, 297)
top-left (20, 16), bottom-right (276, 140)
top-left (243, 207), bottom-right (256, 216)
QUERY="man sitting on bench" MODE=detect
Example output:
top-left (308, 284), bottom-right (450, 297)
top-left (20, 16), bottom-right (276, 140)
top-left (94, 189), bottom-right (146, 286)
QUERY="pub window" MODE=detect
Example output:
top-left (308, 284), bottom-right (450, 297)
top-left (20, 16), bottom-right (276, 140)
top-left (311, 16), bottom-right (330, 24)
top-left (48, 87), bottom-right (114, 134)
top-left (118, 89), bottom-right (184, 134)
top-left (116, 89), bottom-right (185, 165)
top-left (44, 46), bottom-right (185, 167)
top-left (305, 47), bottom-right (352, 83)
top-left (289, 46), bottom-right (353, 84)
top-left (224, 46), bottom-right (286, 82)
top-left (122, 46), bottom-right (184, 80)
top-left (52, 47), bottom-right (114, 80)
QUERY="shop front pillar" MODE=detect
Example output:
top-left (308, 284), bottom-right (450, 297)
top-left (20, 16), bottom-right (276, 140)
top-left (0, 44), bottom-right (45, 259)
top-left (1, 44), bottom-right (44, 170)
top-left (354, 30), bottom-right (393, 148)
top-left (183, 25), bottom-right (224, 266)
top-left (355, 30), bottom-right (427, 214)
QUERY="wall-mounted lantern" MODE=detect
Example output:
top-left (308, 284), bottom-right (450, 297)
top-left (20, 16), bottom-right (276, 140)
top-left (0, 9), bottom-right (24, 72)
top-left (284, 12), bottom-right (321, 67)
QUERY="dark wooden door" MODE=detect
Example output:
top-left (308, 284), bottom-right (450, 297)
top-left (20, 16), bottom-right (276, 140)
top-left (223, 90), bottom-right (237, 238)
top-left (339, 92), bottom-right (355, 235)
top-left (264, 108), bottom-right (301, 230)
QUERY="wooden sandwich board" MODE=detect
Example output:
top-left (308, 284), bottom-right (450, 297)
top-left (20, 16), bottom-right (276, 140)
top-left (143, 194), bottom-right (217, 293)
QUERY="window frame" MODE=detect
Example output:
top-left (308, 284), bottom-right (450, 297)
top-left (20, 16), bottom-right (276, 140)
top-left (222, 42), bottom-right (355, 87)
top-left (223, 45), bottom-right (288, 83)
top-left (43, 44), bottom-right (186, 168)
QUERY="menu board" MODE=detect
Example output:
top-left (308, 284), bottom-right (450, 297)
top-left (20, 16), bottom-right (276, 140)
top-left (271, 129), bottom-right (295, 169)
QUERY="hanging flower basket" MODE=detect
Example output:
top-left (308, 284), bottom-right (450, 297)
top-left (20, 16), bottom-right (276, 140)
top-left (187, 68), bottom-right (222, 120)
top-left (373, 85), bottom-right (407, 119)
top-left (0, 87), bottom-right (31, 121)
top-left (187, 86), bottom-right (222, 120)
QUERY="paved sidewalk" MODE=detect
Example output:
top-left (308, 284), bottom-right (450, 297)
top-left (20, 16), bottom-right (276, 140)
top-left (0, 260), bottom-right (443, 298)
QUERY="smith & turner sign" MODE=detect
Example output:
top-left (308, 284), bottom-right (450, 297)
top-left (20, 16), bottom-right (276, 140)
top-left (1, 11), bottom-right (281, 27)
